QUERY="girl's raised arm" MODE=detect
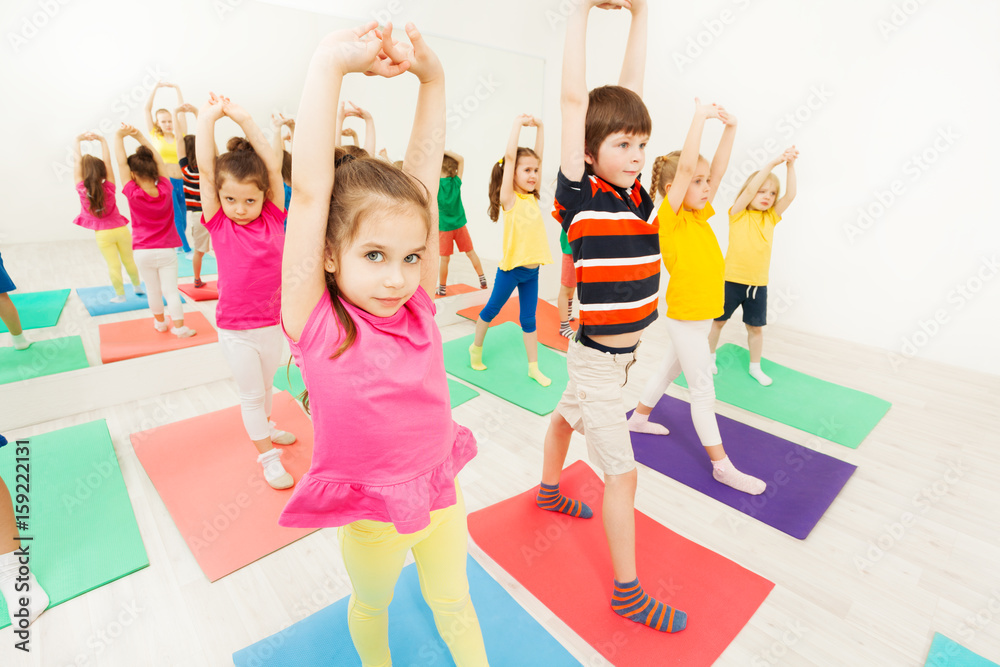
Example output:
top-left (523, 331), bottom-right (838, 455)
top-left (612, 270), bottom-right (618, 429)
top-left (730, 155), bottom-right (782, 216)
top-left (500, 116), bottom-right (528, 212)
top-left (72, 133), bottom-right (87, 183)
top-left (144, 82), bottom-right (162, 136)
top-left (532, 116), bottom-right (544, 165)
top-left (174, 103), bottom-right (197, 161)
top-left (97, 135), bottom-right (115, 186)
top-left (130, 125), bottom-right (181, 180)
top-left (707, 107), bottom-right (737, 204)
top-left (444, 149), bottom-right (464, 179)
top-left (667, 99), bottom-right (719, 215)
top-left (282, 22), bottom-right (396, 341)
top-left (196, 96), bottom-right (225, 222)
top-left (113, 126), bottom-right (132, 183)
top-left (774, 147), bottom-right (798, 217)
top-left (223, 100), bottom-right (285, 211)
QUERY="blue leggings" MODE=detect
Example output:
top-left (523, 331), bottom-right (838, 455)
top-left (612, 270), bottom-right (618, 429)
top-left (171, 178), bottom-right (191, 252)
top-left (479, 265), bottom-right (539, 333)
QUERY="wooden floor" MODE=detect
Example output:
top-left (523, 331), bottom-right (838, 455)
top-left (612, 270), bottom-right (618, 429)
top-left (1, 240), bottom-right (999, 666)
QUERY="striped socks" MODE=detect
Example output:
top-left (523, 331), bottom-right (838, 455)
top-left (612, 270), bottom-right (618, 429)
top-left (612, 578), bottom-right (687, 633)
top-left (535, 482), bottom-right (592, 518)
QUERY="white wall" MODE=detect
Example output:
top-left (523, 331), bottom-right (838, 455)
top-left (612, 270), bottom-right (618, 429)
top-left (1, 0), bottom-right (997, 376)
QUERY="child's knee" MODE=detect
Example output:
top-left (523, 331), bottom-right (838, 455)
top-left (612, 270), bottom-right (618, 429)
top-left (746, 324), bottom-right (763, 335)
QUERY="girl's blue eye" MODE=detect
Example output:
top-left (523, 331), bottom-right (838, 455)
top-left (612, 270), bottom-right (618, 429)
top-left (366, 251), bottom-right (384, 262)
top-left (404, 254), bottom-right (420, 264)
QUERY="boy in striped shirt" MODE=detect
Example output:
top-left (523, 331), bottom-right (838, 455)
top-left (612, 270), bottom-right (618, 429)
top-left (535, 0), bottom-right (686, 633)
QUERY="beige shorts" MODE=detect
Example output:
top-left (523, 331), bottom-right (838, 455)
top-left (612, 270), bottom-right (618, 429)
top-left (557, 338), bottom-right (639, 476)
top-left (187, 210), bottom-right (210, 253)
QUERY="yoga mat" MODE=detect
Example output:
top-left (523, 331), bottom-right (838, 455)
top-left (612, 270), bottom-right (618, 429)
top-left (76, 284), bottom-right (187, 316)
top-left (0, 289), bottom-right (70, 332)
top-left (177, 280), bottom-right (219, 301)
top-left (629, 395), bottom-right (857, 539)
top-left (434, 283), bottom-right (478, 299)
top-left (0, 420), bottom-right (149, 629)
top-left (0, 336), bottom-right (89, 385)
top-left (175, 251), bottom-right (218, 278)
top-left (99, 311), bottom-right (218, 363)
top-left (468, 461), bottom-right (774, 667)
top-left (924, 633), bottom-right (999, 667)
top-left (273, 365), bottom-right (479, 410)
top-left (131, 392), bottom-right (317, 581)
top-left (233, 555), bottom-right (581, 667)
top-left (458, 297), bottom-right (577, 352)
top-left (677, 344), bottom-right (890, 448)
top-left (442, 321), bottom-right (567, 416)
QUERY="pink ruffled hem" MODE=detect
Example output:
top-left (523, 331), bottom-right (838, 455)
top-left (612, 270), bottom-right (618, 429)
top-left (278, 426), bottom-right (477, 534)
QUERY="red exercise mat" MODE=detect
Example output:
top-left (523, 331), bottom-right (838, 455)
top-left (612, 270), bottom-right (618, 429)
top-left (458, 297), bottom-right (576, 352)
top-left (434, 283), bottom-right (479, 299)
top-left (131, 392), bottom-right (317, 581)
top-left (468, 461), bottom-right (774, 666)
top-left (99, 311), bottom-right (218, 363)
top-left (178, 280), bottom-right (220, 301)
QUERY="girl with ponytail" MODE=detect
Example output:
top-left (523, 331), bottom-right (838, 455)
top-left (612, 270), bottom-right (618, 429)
top-left (72, 132), bottom-right (142, 303)
top-left (196, 94), bottom-right (297, 491)
top-left (113, 123), bottom-right (195, 337)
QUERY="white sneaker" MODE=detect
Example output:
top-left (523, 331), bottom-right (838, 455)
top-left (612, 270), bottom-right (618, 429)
top-left (171, 325), bottom-right (197, 338)
top-left (153, 319), bottom-right (169, 333)
top-left (269, 420), bottom-right (297, 445)
top-left (257, 449), bottom-right (294, 489)
top-left (110, 294), bottom-right (127, 304)
top-left (133, 285), bottom-right (145, 296)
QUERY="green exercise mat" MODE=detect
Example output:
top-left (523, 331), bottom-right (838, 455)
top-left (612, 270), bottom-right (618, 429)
top-left (273, 366), bottom-right (480, 409)
top-left (442, 321), bottom-right (567, 416)
top-left (676, 343), bottom-right (890, 448)
top-left (0, 420), bottom-right (149, 629)
top-left (0, 336), bottom-right (89, 385)
top-left (0, 289), bottom-right (71, 333)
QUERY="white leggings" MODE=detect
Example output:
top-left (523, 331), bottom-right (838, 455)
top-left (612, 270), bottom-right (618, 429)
top-left (133, 248), bottom-right (183, 321)
top-left (638, 317), bottom-right (722, 447)
top-left (218, 326), bottom-right (283, 441)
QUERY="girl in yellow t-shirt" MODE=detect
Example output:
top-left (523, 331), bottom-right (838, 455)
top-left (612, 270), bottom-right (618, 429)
top-left (627, 99), bottom-right (767, 496)
top-left (469, 114), bottom-right (553, 387)
top-left (709, 147), bottom-right (798, 386)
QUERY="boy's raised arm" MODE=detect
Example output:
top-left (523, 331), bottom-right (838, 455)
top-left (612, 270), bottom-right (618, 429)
top-left (618, 0), bottom-right (647, 96)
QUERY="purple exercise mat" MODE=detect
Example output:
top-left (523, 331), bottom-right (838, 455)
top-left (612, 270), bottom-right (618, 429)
top-left (630, 395), bottom-right (857, 539)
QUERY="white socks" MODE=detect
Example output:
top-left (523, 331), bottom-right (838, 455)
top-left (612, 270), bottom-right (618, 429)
top-left (11, 333), bottom-right (30, 350)
top-left (172, 325), bottom-right (197, 338)
top-left (712, 456), bottom-right (766, 495)
top-left (710, 351), bottom-right (718, 375)
top-left (749, 362), bottom-right (772, 386)
top-left (257, 449), bottom-right (294, 489)
top-left (0, 549), bottom-right (49, 627)
top-left (627, 411), bottom-right (670, 435)
top-left (268, 420), bottom-right (297, 446)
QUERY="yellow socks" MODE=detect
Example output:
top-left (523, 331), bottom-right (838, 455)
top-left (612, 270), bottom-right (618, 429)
top-left (469, 344), bottom-right (486, 371)
top-left (528, 362), bottom-right (551, 387)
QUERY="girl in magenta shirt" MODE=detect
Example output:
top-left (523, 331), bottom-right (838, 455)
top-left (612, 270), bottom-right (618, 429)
top-left (279, 23), bottom-right (488, 666)
top-left (72, 132), bottom-right (143, 303)
top-left (113, 124), bottom-right (195, 337)
top-left (196, 95), bottom-right (297, 491)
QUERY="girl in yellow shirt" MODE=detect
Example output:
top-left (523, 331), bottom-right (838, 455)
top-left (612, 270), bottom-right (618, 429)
top-left (708, 147), bottom-right (798, 386)
top-left (469, 114), bottom-right (553, 387)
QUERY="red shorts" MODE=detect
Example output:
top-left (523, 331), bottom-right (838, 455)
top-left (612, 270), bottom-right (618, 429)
top-left (439, 226), bottom-right (473, 256)
top-left (560, 252), bottom-right (577, 288)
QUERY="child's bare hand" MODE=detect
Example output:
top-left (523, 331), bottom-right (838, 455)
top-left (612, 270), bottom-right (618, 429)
top-left (201, 94), bottom-right (226, 121)
top-left (346, 101), bottom-right (372, 120)
top-left (317, 23), bottom-right (394, 76)
top-left (381, 23), bottom-right (441, 84)
top-left (590, 0), bottom-right (631, 11)
top-left (783, 146), bottom-right (799, 164)
top-left (118, 123), bottom-right (139, 137)
top-left (694, 97), bottom-right (721, 120)
top-left (717, 106), bottom-right (737, 127)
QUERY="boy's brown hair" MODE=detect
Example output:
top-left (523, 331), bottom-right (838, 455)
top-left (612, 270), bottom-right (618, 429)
top-left (584, 85), bottom-right (652, 174)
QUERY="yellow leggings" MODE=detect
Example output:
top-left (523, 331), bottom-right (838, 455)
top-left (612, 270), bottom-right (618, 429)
top-left (94, 226), bottom-right (140, 295)
top-left (338, 482), bottom-right (489, 667)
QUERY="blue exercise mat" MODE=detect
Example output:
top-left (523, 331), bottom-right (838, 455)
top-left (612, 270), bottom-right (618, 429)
top-left (75, 284), bottom-right (186, 317)
top-left (924, 633), bottom-right (999, 666)
top-left (175, 251), bottom-right (217, 278)
top-left (232, 556), bottom-right (581, 666)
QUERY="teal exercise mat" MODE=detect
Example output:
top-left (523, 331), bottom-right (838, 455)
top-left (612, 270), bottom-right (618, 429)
top-left (232, 555), bottom-right (582, 667)
top-left (442, 321), bottom-right (567, 416)
top-left (924, 633), bottom-right (998, 666)
top-left (0, 336), bottom-right (89, 385)
top-left (175, 252), bottom-right (217, 278)
top-left (676, 344), bottom-right (891, 448)
top-left (0, 420), bottom-right (149, 629)
top-left (0, 289), bottom-right (70, 332)
top-left (274, 366), bottom-right (480, 409)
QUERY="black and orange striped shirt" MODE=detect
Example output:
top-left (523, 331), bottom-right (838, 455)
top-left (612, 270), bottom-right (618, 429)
top-left (553, 171), bottom-right (659, 336)
top-left (179, 157), bottom-right (202, 212)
